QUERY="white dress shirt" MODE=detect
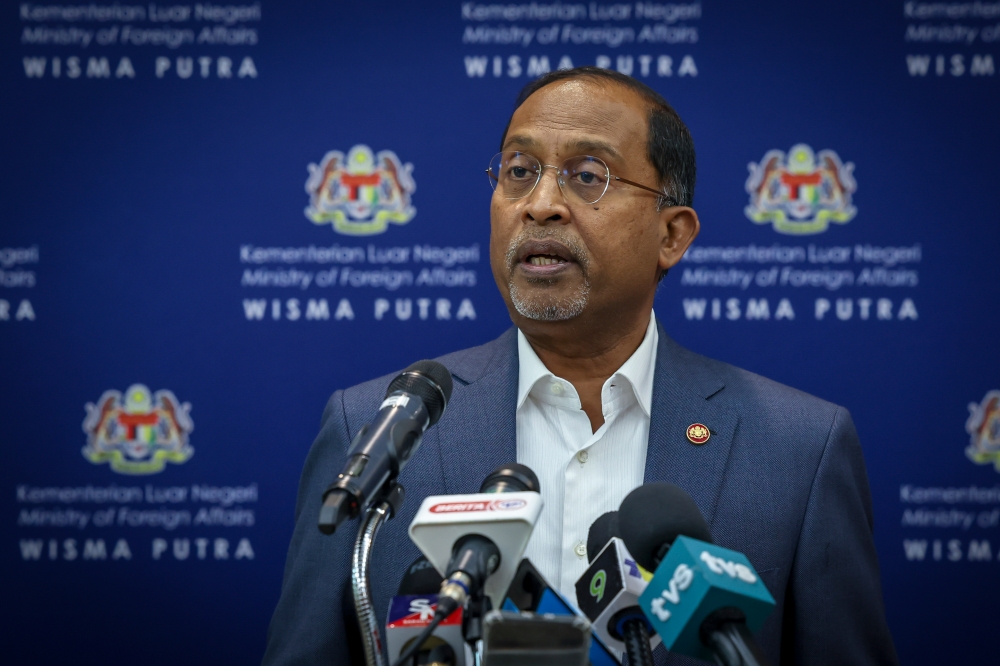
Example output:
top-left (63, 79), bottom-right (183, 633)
top-left (516, 311), bottom-right (657, 605)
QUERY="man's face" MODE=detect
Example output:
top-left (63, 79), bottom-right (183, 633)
top-left (490, 79), bottom-right (679, 329)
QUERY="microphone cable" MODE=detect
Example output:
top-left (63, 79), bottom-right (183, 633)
top-left (390, 611), bottom-right (448, 666)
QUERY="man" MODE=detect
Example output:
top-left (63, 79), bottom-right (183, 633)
top-left (263, 68), bottom-right (898, 665)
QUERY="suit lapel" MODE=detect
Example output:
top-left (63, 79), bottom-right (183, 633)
top-left (433, 329), bottom-right (519, 494)
top-left (644, 323), bottom-right (739, 527)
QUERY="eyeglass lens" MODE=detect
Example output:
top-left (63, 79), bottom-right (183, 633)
top-left (488, 151), bottom-right (611, 205)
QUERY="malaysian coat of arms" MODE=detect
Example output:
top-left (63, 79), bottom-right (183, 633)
top-left (304, 144), bottom-right (416, 236)
top-left (966, 390), bottom-right (1000, 471)
top-left (82, 384), bottom-right (194, 474)
top-left (745, 143), bottom-right (857, 235)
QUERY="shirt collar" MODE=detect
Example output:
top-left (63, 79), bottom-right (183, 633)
top-left (516, 310), bottom-right (658, 417)
top-left (610, 311), bottom-right (657, 418)
top-left (517, 330), bottom-right (554, 410)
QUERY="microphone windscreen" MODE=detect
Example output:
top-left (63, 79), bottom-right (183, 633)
top-left (480, 463), bottom-right (540, 494)
top-left (397, 555), bottom-right (445, 596)
top-left (618, 482), bottom-right (713, 571)
top-left (386, 360), bottom-right (454, 426)
top-left (586, 511), bottom-right (619, 562)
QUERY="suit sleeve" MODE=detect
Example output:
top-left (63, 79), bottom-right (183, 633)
top-left (782, 407), bottom-right (899, 665)
top-left (262, 391), bottom-right (356, 666)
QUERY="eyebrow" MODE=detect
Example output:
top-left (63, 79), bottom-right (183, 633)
top-left (502, 134), bottom-right (540, 151)
top-left (502, 135), bottom-right (623, 162)
top-left (570, 139), bottom-right (623, 162)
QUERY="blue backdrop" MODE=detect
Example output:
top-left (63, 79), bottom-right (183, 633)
top-left (3, 1), bottom-right (999, 663)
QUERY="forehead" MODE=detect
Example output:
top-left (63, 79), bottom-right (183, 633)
top-left (503, 79), bottom-right (650, 161)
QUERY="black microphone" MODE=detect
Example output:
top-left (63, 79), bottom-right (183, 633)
top-left (319, 360), bottom-right (453, 535)
top-left (399, 555), bottom-right (445, 596)
top-left (619, 483), bottom-right (774, 666)
top-left (586, 510), bottom-right (620, 562)
top-left (617, 483), bottom-right (712, 569)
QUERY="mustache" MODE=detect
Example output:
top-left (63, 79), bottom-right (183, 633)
top-left (505, 227), bottom-right (590, 273)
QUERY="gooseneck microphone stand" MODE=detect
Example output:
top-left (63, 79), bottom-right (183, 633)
top-left (350, 484), bottom-right (405, 666)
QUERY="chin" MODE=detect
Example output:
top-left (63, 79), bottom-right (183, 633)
top-left (508, 283), bottom-right (589, 322)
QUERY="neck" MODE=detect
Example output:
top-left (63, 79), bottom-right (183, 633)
top-left (519, 306), bottom-right (653, 432)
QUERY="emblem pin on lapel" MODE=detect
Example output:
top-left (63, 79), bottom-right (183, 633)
top-left (686, 423), bottom-right (710, 445)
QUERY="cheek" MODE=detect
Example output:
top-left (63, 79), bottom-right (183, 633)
top-left (490, 194), bottom-right (515, 231)
top-left (621, 205), bottom-right (662, 254)
top-left (583, 206), bottom-right (659, 272)
top-left (489, 199), bottom-right (514, 267)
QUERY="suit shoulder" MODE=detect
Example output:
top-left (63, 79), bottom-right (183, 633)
top-left (669, 340), bottom-right (844, 433)
top-left (435, 327), bottom-right (517, 383)
top-left (336, 328), bottom-right (515, 423)
top-left (686, 350), bottom-right (854, 482)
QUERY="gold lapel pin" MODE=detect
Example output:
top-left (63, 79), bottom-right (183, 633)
top-left (686, 423), bottom-right (710, 445)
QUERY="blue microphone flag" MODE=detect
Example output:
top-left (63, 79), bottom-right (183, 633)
top-left (638, 536), bottom-right (775, 662)
top-left (502, 559), bottom-right (620, 666)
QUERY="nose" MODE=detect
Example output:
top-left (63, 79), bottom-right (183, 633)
top-left (521, 166), bottom-right (571, 226)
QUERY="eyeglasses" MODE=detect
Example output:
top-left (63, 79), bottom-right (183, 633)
top-left (486, 151), bottom-right (676, 207)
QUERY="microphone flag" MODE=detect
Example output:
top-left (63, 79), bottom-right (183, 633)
top-left (502, 558), bottom-right (620, 666)
top-left (386, 594), bottom-right (467, 666)
top-left (574, 537), bottom-right (659, 656)
top-left (408, 491), bottom-right (543, 607)
top-left (637, 536), bottom-right (775, 662)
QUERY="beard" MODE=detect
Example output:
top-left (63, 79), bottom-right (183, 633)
top-left (505, 227), bottom-right (591, 321)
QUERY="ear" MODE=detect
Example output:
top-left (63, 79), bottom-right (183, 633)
top-left (657, 206), bottom-right (700, 274)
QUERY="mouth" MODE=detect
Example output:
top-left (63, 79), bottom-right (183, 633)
top-left (526, 255), bottom-right (566, 266)
top-left (515, 240), bottom-right (577, 276)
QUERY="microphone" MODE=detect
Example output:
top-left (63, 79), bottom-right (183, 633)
top-left (397, 464), bottom-right (542, 666)
top-left (398, 555), bottom-right (446, 596)
top-left (319, 360), bottom-right (453, 535)
top-left (386, 556), bottom-right (467, 666)
top-left (619, 483), bottom-right (776, 666)
top-left (574, 511), bottom-right (658, 666)
top-left (408, 464), bottom-right (542, 612)
top-left (586, 510), bottom-right (620, 562)
top-left (502, 558), bottom-right (621, 666)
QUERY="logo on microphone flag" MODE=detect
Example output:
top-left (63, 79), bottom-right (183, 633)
top-left (966, 390), bottom-right (1000, 471)
top-left (304, 144), bottom-right (416, 236)
top-left (745, 144), bottom-right (857, 235)
top-left (428, 498), bottom-right (528, 513)
top-left (387, 595), bottom-right (463, 628)
top-left (82, 384), bottom-right (194, 475)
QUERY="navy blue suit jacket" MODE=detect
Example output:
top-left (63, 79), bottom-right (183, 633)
top-left (263, 324), bottom-right (898, 665)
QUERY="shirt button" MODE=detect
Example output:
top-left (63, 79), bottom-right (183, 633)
top-left (550, 382), bottom-right (564, 395)
top-left (574, 542), bottom-right (587, 558)
top-left (577, 450), bottom-right (589, 463)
